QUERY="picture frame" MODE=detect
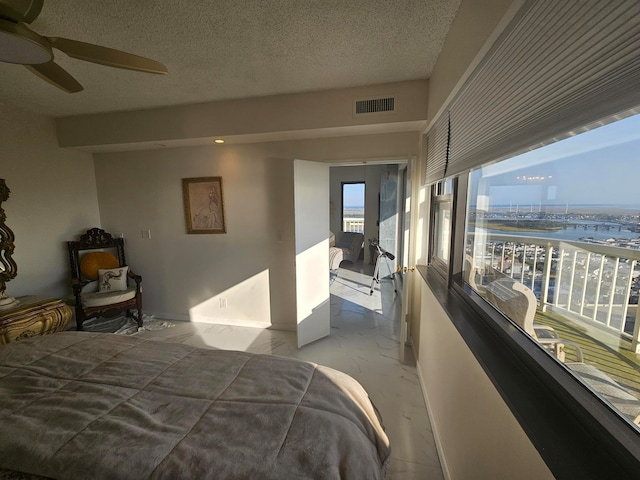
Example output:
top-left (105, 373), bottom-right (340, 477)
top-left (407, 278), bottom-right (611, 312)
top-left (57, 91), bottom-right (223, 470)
top-left (182, 177), bottom-right (226, 234)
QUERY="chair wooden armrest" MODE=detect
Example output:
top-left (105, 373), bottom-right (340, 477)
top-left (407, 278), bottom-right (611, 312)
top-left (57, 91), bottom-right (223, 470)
top-left (127, 270), bottom-right (142, 284)
top-left (70, 277), bottom-right (82, 295)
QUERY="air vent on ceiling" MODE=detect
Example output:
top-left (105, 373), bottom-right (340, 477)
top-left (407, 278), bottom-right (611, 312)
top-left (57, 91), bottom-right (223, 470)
top-left (353, 97), bottom-right (395, 116)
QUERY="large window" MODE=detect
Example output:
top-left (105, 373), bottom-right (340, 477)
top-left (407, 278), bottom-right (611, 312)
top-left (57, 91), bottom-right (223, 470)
top-left (421, 1), bottom-right (640, 474)
top-left (463, 113), bottom-right (640, 429)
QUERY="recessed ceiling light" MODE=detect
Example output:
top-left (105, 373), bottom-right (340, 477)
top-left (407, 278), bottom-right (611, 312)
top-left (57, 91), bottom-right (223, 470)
top-left (214, 139), bottom-right (224, 144)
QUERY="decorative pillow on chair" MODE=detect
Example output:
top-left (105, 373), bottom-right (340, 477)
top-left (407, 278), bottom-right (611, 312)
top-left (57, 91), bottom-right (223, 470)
top-left (80, 252), bottom-right (119, 281)
top-left (98, 266), bottom-right (129, 292)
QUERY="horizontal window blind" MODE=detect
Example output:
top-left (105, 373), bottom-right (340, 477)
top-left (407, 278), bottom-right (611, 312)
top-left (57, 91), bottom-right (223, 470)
top-left (424, 110), bottom-right (449, 185)
top-left (444, 0), bottom-right (640, 176)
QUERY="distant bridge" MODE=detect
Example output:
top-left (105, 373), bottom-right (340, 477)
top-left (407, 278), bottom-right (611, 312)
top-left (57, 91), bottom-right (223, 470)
top-left (562, 222), bottom-right (623, 232)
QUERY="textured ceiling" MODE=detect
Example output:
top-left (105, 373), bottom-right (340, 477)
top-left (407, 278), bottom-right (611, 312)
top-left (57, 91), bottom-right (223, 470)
top-left (0, 0), bottom-right (461, 118)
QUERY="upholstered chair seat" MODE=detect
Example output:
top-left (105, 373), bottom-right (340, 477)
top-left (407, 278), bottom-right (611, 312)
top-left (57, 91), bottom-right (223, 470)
top-left (80, 286), bottom-right (138, 308)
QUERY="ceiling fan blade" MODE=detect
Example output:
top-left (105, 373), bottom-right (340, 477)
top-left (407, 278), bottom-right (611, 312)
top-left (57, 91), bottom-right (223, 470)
top-left (47, 37), bottom-right (167, 75)
top-left (0, 0), bottom-right (43, 23)
top-left (25, 60), bottom-right (83, 93)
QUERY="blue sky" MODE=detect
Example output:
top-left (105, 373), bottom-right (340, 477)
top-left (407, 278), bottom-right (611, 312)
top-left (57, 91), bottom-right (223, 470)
top-left (343, 183), bottom-right (365, 207)
top-left (471, 113), bottom-right (640, 207)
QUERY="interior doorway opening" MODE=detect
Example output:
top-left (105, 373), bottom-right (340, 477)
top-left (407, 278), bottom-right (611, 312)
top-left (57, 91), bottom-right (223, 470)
top-left (329, 161), bottom-right (414, 365)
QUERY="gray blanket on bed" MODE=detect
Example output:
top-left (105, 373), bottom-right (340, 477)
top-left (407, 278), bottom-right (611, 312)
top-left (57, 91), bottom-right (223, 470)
top-left (0, 332), bottom-right (390, 479)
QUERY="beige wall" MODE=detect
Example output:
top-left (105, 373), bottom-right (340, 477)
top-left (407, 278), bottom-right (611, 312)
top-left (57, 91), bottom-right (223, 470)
top-left (93, 144), bottom-right (296, 329)
top-left (57, 80), bottom-right (428, 150)
top-left (94, 132), bottom-right (416, 328)
top-left (411, 0), bottom-right (520, 356)
top-left (417, 283), bottom-right (553, 480)
top-left (0, 105), bottom-right (100, 301)
top-left (426, 0), bottom-right (522, 123)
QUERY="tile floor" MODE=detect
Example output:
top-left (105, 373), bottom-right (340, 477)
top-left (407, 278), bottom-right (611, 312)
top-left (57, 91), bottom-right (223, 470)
top-left (135, 263), bottom-right (444, 479)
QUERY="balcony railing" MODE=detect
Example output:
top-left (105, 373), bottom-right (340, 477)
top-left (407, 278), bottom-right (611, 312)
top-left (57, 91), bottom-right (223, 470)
top-left (343, 217), bottom-right (364, 233)
top-left (467, 233), bottom-right (640, 352)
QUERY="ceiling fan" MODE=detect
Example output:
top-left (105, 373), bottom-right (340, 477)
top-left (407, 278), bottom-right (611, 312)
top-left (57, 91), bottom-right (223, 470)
top-left (0, 0), bottom-right (167, 93)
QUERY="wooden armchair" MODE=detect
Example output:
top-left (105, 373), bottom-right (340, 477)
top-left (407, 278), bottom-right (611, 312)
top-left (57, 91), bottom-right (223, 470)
top-left (68, 228), bottom-right (142, 331)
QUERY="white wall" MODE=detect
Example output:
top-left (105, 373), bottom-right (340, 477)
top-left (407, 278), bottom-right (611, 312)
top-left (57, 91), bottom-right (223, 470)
top-left (0, 105), bottom-right (101, 301)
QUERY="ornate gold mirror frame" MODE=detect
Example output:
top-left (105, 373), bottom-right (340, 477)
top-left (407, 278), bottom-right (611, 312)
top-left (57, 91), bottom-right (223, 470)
top-left (0, 179), bottom-right (18, 308)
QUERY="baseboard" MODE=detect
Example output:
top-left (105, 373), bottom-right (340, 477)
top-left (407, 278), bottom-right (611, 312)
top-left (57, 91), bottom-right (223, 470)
top-left (188, 316), bottom-right (272, 329)
top-left (145, 311), bottom-right (286, 330)
top-left (269, 322), bottom-right (296, 332)
top-left (145, 312), bottom-right (190, 322)
top-left (415, 359), bottom-right (451, 480)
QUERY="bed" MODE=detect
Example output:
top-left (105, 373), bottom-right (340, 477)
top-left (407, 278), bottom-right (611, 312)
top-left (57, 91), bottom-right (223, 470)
top-left (0, 332), bottom-right (390, 479)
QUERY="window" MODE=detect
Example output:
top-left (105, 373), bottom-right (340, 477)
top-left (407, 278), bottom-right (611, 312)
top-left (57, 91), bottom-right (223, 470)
top-left (463, 113), bottom-right (640, 428)
top-left (342, 182), bottom-right (365, 234)
top-left (420, 1), bottom-right (640, 475)
top-left (430, 179), bottom-right (453, 266)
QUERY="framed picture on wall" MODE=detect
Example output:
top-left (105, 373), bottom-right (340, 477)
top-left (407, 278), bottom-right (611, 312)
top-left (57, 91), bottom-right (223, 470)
top-left (182, 177), bottom-right (226, 234)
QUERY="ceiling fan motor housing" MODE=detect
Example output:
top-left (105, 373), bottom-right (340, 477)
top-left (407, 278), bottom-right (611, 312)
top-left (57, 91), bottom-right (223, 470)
top-left (0, 0), bottom-right (44, 23)
top-left (0, 18), bottom-right (52, 64)
top-left (0, 0), bottom-right (166, 93)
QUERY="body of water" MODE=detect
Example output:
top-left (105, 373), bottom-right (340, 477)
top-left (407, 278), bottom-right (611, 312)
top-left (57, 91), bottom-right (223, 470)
top-left (343, 206), bottom-right (364, 217)
top-left (470, 225), bottom-right (640, 242)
